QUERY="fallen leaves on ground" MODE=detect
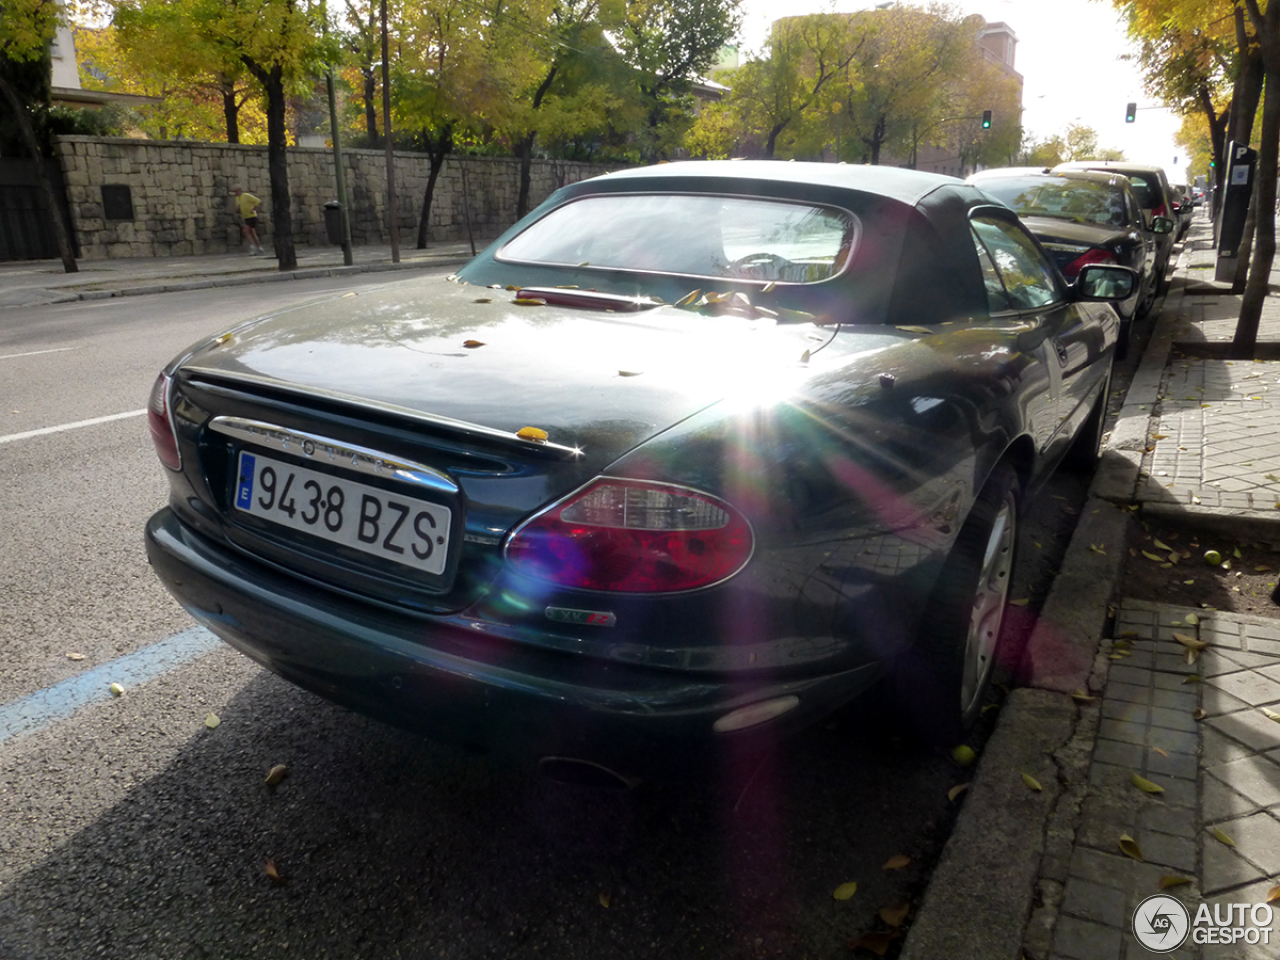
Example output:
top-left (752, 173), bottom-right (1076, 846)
top-left (1193, 708), bottom-right (1207, 720)
top-left (1022, 773), bottom-right (1043, 792)
top-left (882, 854), bottom-right (911, 871)
top-left (598, 892), bottom-right (611, 908)
top-left (204, 713), bottom-right (220, 729)
top-left (1160, 875), bottom-right (1192, 890)
top-left (1131, 774), bottom-right (1164, 794)
top-left (264, 764), bottom-right (288, 787)
top-left (832, 881), bottom-right (858, 901)
top-left (1267, 884), bottom-right (1280, 904)
top-left (951, 745), bottom-right (976, 767)
top-left (948, 783), bottom-right (970, 802)
top-left (65, 652), bottom-right (85, 661)
top-left (1119, 834), bottom-right (1144, 861)
top-left (1071, 690), bottom-right (1097, 704)
top-left (879, 903), bottom-right (910, 927)
top-left (109, 682), bottom-right (124, 697)
top-left (847, 931), bottom-right (901, 956)
top-left (1211, 827), bottom-right (1236, 847)
top-left (264, 858), bottom-right (286, 884)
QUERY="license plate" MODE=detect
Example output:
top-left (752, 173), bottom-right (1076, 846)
top-left (233, 451), bottom-right (451, 576)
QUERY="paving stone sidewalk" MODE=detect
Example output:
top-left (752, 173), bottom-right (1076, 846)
top-left (1033, 233), bottom-right (1280, 960)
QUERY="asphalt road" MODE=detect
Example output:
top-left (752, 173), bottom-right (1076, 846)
top-left (0, 271), bottom-right (1113, 960)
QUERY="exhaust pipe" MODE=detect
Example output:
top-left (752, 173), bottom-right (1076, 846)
top-left (538, 756), bottom-right (641, 790)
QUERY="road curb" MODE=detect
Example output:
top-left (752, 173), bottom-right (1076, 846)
top-left (898, 688), bottom-right (1081, 960)
top-left (18, 255), bottom-right (472, 306)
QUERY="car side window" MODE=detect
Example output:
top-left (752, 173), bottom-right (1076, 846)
top-left (971, 226), bottom-right (1012, 312)
top-left (970, 216), bottom-right (1064, 311)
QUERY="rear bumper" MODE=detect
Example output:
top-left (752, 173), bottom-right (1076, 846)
top-left (145, 508), bottom-right (881, 779)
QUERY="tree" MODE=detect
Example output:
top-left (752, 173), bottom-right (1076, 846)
top-left (113, 0), bottom-right (332, 269)
top-left (1064, 123), bottom-right (1099, 160)
top-left (692, 13), bottom-right (860, 159)
top-left (339, 0), bottom-right (380, 143)
top-left (393, 0), bottom-right (488, 246)
top-left (0, 0), bottom-right (77, 272)
top-left (613, 0), bottom-right (741, 162)
top-left (837, 5), bottom-right (973, 165)
top-left (75, 22), bottom-right (267, 143)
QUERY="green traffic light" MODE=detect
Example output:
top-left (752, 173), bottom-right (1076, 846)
top-left (1125, 102), bottom-right (1137, 123)
top-left (981, 110), bottom-right (991, 129)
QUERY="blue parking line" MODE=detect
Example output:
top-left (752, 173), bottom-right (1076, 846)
top-left (0, 627), bottom-right (222, 745)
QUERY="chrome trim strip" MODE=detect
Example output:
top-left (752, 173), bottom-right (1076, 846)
top-left (209, 416), bottom-right (459, 495)
top-left (184, 368), bottom-right (584, 458)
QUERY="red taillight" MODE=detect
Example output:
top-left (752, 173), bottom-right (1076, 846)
top-left (506, 479), bottom-right (753, 592)
top-left (148, 372), bottom-right (182, 471)
top-left (1063, 248), bottom-right (1117, 278)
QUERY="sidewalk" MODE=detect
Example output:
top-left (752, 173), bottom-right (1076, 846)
top-left (903, 220), bottom-right (1280, 960)
top-left (0, 240), bottom-right (482, 309)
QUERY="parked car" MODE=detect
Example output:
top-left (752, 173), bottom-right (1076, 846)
top-left (1053, 161), bottom-right (1178, 295)
top-left (967, 167), bottom-right (1170, 356)
top-left (145, 161), bottom-right (1135, 783)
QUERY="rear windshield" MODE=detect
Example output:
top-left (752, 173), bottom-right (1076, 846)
top-left (979, 177), bottom-right (1131, 228)
top-left (498, 193), bottom-right (860, 284)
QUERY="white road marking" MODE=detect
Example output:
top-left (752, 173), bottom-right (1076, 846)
top-left (0, 346), bottom-right (76, 361)
top-left (0, 409), bottom-right (147, 445)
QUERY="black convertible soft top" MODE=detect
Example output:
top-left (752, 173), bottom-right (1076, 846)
top-left (465, 160), bottom-right (1019, 327)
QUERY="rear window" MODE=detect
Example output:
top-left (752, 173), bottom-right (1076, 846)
top-left (979, 177), bottom-right (1131, 228)
top-left (498, 194), bottom-right (859, 285)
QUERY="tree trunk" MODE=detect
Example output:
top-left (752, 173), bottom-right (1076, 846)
top-left (1233, 58), bottom-right (1280, 357)
top-left (0, 74), bottom-right (76, 273)
top-left (221, 79), bottom-right (240, 144)
top-left (363, 68), bottom-right (378, 143)
top-left (257, 65), bottom-right (296, 270)
top-left (515, 133), bottom-right (535, 219)
top-left (415, 126), bottom-right (452, 249)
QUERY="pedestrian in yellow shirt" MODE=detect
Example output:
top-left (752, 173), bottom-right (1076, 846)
top-left (233, 187), bottom-right (263, 255)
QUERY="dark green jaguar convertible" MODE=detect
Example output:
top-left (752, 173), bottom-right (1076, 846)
top-left (145, 161), bottom-right (1134, 784)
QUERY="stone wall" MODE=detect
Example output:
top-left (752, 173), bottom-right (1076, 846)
top-left (54, 136), bottom-right (626, 259)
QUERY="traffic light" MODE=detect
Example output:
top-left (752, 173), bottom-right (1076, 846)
top-left (1125, 102), bottom-right (1137, 123)
top-left (981, 110), bottom-right (992, 129)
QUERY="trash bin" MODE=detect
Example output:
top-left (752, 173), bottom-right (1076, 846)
top-left (323, 201), bottom-right (343, 245)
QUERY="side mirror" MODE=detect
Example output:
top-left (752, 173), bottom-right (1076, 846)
top-left (1150, 216), bottom-right (1174, 235)
top-left (1074, 263), bottom-right (1137, 302)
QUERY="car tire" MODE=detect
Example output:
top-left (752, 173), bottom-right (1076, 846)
top-left (894, 463), bottom-right (1020, 745)
top-left (1062, 373), bottom-right (1111, 474)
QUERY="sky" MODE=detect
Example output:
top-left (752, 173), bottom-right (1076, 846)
top-left (737, 0), bottom-right (1188, 183)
